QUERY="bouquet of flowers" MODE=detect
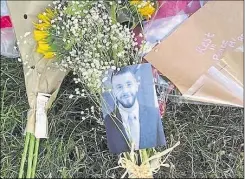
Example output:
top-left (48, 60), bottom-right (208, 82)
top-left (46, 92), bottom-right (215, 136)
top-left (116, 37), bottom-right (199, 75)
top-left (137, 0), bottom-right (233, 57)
top-left (17, 0), bottom-right (180, 178)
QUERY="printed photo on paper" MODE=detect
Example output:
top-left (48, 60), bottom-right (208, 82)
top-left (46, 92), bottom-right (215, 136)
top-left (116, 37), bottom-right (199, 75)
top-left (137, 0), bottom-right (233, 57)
top-left (101, 63), bottom-right (166, 154)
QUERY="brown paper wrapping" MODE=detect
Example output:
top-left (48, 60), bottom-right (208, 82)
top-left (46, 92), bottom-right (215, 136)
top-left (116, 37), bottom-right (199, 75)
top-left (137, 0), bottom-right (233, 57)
top-left (219, 51), bottom-right (243, 86)
top-left (145, 1), bottom-right (243, 107)
top-left (7, 1), bottom-right (68, 135)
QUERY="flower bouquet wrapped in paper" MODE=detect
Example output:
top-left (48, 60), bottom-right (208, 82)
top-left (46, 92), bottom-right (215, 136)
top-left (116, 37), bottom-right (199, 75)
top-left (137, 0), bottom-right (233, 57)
top-left (7, 1), bottom-right (68, 178)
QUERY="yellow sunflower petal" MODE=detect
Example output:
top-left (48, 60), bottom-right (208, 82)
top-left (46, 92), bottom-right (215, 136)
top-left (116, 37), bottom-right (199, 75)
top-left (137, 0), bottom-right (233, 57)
top-left (38, 43), bottom-right (51, 51)
top-left (34, 30), bottom-right (49, 41)
top-left (37, 39), bottom-right (49, 44)
top-left (45, 8), bottom-right (55, 19)
top-left (36, 47), bottom-right (46, 54)
top-left (138, 3), bottom-right (155, 18)
top-left (43, 52), bottom-right (55, 59)
top-left (34, 22), bottom-right (51, 31)
top-left (37, 13), bottom-right (51, 24)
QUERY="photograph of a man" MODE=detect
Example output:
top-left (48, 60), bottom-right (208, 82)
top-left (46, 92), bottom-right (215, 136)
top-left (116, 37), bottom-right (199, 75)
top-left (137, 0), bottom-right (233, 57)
top-left (102, 63), bottom-right (166, 154)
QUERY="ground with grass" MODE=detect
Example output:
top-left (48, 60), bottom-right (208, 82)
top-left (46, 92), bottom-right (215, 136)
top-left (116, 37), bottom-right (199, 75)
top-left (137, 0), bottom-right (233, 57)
top-left (1, 58), bottom-right (244, 178)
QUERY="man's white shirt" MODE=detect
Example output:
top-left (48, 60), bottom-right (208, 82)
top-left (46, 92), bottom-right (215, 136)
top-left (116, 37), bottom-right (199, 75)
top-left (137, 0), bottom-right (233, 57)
top-left (118, 100), bottom-right (140, 150)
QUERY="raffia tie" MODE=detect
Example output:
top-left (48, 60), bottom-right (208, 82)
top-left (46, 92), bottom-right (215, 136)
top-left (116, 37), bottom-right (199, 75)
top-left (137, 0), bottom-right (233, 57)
top-left (119, 157), bottom-right (153, 178)
top-left (114, 141), bottom-right (180, 178)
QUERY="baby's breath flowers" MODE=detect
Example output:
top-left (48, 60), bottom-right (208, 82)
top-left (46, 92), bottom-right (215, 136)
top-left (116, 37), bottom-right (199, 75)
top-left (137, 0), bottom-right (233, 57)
top-left (44, 1), bottom-right (141, 95)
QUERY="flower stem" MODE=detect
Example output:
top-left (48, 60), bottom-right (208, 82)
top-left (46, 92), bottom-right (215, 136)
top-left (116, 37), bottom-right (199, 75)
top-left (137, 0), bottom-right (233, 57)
top-left (26, 134), bottom-right (36, 178)
top-left (110, 1), bottom-right (117, 63)
top-left (110, 2), bottom-right (117, 24)
top-left (140, 149), bottom-right (149, 162)
top-left (140, 149), bottom-right (151, 170)
top-left (31, 138), bottom-right (40, 178)
top-left (18, 132), bottom-right (31, 178)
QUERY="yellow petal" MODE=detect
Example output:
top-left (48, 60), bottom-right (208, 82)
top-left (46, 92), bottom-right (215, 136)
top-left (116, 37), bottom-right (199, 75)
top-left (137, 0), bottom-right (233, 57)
top-left (38, 40), bottom-right (48, 44)
top-left (45, 8), bottom-right (55, 19)
top-left (34, 30), bottom-right (49, 41)
top-left (138, 4), bottom-right (155, 18)
top-left (44, 52), bottom-right (55, 59)
top-left (37, 13), bottom-right (51, 24)
top-left (38, 43), bottom-right (51, 51)
top-left (36, 47), bottom-right (46, 54)
top-left (34, 22), bottom-right (51, 31)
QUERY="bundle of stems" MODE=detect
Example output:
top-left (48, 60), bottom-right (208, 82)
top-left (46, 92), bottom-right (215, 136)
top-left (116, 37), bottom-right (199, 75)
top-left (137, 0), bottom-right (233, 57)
top-left (19, 132), bottom-right (39, 178)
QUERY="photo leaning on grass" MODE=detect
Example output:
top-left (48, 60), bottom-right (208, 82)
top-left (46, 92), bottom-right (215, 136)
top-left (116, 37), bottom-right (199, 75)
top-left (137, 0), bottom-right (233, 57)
top-left (1, 0), bottom-right (244, 178)
top-left (102, 64), bottom-right (166, 154)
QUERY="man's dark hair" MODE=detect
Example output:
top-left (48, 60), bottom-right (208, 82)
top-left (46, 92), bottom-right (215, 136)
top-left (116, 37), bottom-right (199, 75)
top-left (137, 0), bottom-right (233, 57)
top-left (110, 66), bottom-right (136, 83)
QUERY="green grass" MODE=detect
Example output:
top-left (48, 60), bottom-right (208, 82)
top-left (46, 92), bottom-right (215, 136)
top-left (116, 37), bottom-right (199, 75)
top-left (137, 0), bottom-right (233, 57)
top-left (1, 57), bottom-right (244, 178)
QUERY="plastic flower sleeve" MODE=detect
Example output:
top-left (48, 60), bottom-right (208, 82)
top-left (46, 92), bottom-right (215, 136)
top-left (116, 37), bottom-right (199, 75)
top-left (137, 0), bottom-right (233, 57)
top-left (1, 0), bottom-right (19, 58)
top-left (135, 0), bottom-right (207, 56)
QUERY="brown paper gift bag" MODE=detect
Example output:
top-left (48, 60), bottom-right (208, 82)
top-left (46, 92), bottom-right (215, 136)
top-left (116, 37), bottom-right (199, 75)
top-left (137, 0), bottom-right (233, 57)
top-left (7, 1), bottom-right (68, 137)
top-left (145, 1), bottom-right (243, 107)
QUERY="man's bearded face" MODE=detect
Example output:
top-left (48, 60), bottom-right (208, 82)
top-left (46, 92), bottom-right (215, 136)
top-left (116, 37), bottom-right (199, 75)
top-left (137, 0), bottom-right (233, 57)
top-left (112, 72), bottom-right (138, 108)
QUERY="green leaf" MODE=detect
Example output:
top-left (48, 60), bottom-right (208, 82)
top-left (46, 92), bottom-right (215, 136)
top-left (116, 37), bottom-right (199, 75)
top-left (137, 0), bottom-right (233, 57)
top-left (46, 36), bottom-right (53, 43)
top-left (50, 43), bottom-right (58, 51)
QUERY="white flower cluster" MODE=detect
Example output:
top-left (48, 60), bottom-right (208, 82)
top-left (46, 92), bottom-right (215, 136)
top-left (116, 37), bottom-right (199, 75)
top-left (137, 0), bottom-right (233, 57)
top-left (52, 1), bottom-right (140, 95)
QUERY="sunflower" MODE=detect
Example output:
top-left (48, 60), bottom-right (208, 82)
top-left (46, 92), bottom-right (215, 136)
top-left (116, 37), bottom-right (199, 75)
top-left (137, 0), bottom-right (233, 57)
top-left (34, 30), bottom-right (49, 41)
top-left (130, 0), bottom-right (156, 19)
top-left (33, 8), bottom-right (56, 59)
top-left (138, 2), bottom-right (155, 19)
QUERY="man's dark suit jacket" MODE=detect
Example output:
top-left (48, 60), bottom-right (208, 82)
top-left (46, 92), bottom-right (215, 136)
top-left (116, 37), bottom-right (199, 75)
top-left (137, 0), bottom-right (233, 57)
top-left (104, 105), bottom-right (166, 154)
